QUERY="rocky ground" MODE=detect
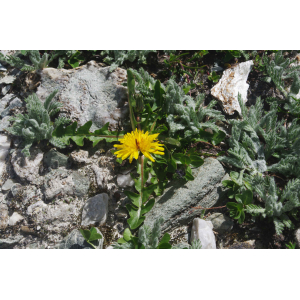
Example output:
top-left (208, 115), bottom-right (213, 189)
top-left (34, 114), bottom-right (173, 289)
top-left (1, 50), bottom-right (300, 249)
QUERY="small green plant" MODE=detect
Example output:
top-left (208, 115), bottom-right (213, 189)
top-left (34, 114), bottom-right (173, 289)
top-left (286, 241), bottom-right (296, 249)
top-left (208, 71), bottom-right (220, 83)
top-left (80, 227), bottom-right (102, 249)
top-left (113, 217), bottom-right (172, 249)
top-left (7, 90), bottom-right (70, 156)
top-left (0, 50), bottom-right (76, 71)
top-left (101, 50), bottom-right (155, 71)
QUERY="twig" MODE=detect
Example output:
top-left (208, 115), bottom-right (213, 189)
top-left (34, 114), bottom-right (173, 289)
top-left (189, 205), bottom-right (226, 214)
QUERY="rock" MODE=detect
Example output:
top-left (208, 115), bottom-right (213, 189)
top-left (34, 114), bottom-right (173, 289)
top-left (81, 193), bottom-right (109, 226)
top-left (91, 164), bottom-right (114, 189)
top-left (0, 203), bottom-right (9, 229)
top-left (0, 134), bottom-right (10, 180)
top-left (1, 179), bottom-right (15, 191)
top-left (294, 228), bottom-right (300, 248)
top-left (206, 213), bottom-right (233, 234)
top-left (211, 60), bottom-right (253, 115)
top-left (11, 183), bottom-right (22, 197)
top-left (0, 116), bottom-right (10, 132)
top-left (57, 228), bottom-right (103, 249)
top-left (43, 169), bottom-right (90, 200)
top-left (0, 235), bottom-right (23, 249)
top-left (8, 212), bottom-right (24, 226)
top-left (36, 61), bottom-right (128, 131)
top-left (117, 173), bottom-right (134, 187)
top-left (190, 218), bottom-right (216, 249)
top-left (26, 200), bottom-right (80, 236)
top-left (11, 149), bottom-right (43, 183)
top-left (26, 200), bottom-right (47, 215)
top-left (228, 240), bottom-right (255, 249)
top-left (44, 149), bottom-right (68, 169)
top-left (0, 62), bottom-right (7, 71)
top-left (0, 75), bottom-right (16, 85)
top-left (1, 97), bottom-right (22, 118)
top-left (144, 158), bottom-right (229, 233)
top-left (1, 85), bottom-right (10, 96)
top-left (70, 150), bottom-right (89, 165)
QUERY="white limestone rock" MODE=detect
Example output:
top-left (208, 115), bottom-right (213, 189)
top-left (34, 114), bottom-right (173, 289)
top-left (190, 218), bottom-right (216, 249)
top-left (91, 164), bottom-right (113, 189)
top-left (117, 173), bottom-right (134, 187)
top-left (70, 150), bottom-right (90, 164)
top-left (11, 149), bottom-right (43, 183)
top-left (81, 193), bottom-right (109, 226)
top-left (8, 212), bottom-right (24, 226)
top-left (211, 60), bottom-right (253, 115)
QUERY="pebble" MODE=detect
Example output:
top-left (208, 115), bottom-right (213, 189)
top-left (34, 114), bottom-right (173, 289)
top-left (8, 212), bottom-right (24, 226)
top-left (81, 193), bottom-right (109, 226)
top-left (190, 218), bottom-right (216, 249)
top-left (2, 179), bottom-right (15, 191)
top-left (117, 173), bottom-right (134, 188)
top-left (206, 213), bottom-right (233, 234)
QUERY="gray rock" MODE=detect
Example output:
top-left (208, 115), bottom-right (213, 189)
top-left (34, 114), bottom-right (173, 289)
top-left (0, 203), bottom-right (9, 229)
top-left (36, 61), bottom-right (128, 131)
top-left (11, 183), bottom-right (22, 197)
top-left (1, 85), bottom-right (10, 96)
top-left (81, 193), bottom-right (109, 226)
top-left (0, 62), bottom-right (7, 71)
top-left (2, 179), bottom-right (15, 191)
top-left (8, 212), bottom-right (24, 226)
top-left (44, 149), bottom-right (68, 169)
top-left (0, 235), bottom-right (23, 249)
top-left (57, 228), bottom-right (103, 249)
top-left (295, 228), bottom-right (300, 249)
top-left (206, 213), bottom-right (233, 234)
top-left (11, 149), bottom-right (43, 183)
top-left (144, 158), bottom-right (229, 233)
top-left (43, 168), bottom-right (90, 200)
top-left (0, 116), bottom-right (10, 132)
top-left (1, 97), bottom-right (22, 117)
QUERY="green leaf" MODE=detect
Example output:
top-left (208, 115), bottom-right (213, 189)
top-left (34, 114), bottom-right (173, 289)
top-left (222, 180), bottom-right (235, 188)
top-left (185, 169), bottom-right (194, 181)
top-left (167, 158), bottom-right (177, 172)
top-left (235, 190), bottom-right (253, 206)
top-left (79, 228), bottom-right (91, 241)
top-left (123, 228), bottom-right (133, 242)
top-left (88, 227), bottom-right (102, 241)
top-left (124, 191), bottom-right (141, 207)
top-left (158, 233), bottom-right (171, 246)
top-left (157, 243), bottom-right (172, 249)
top-left (211, 130), bottom-right (226, 145)
top-left (189, 155), bottom-right (204, 168)
top-left (154, 80), bottom-right (164, 108)
top-left (68, 51), bottom-right (85, 68)
top-left (173, 153), bottom-right (191, 165)
top-left (230, 170), bottom-right (244, 186)
top-left (141, 199), bottom-right (155, 215)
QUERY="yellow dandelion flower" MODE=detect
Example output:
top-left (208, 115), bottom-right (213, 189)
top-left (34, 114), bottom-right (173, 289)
top-left (114, 129), bottom-right (164, 163)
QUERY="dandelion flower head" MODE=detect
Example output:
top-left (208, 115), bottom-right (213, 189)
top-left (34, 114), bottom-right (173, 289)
top-left (114, 129), bottom-right (164, 163)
